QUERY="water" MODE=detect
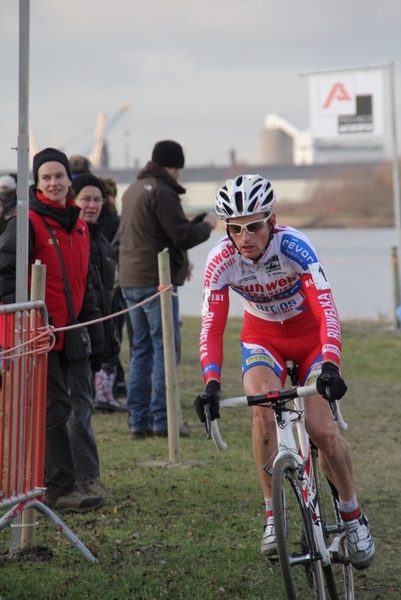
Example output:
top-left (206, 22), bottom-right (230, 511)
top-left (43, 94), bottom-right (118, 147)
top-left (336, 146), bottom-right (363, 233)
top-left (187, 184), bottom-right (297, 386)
top-left (179, 228), bottom-right (397, 321)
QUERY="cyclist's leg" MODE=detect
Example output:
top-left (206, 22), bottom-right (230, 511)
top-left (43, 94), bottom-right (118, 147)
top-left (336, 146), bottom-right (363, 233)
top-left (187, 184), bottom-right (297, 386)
top-left (241, 343), bottom-right (286, 499)
top-left (306, 393), bottom-right (355, 501)
top-left (312, 447), bottom-right (355, 599)
top-left (241, 340), bottom-right (287, 555)
top-left (300, 355), bottom-right (375, 571)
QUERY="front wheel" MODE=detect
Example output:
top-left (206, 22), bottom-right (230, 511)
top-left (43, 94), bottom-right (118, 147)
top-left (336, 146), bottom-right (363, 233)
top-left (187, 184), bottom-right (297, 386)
top-left (272, 455), bottom-right (326, 600)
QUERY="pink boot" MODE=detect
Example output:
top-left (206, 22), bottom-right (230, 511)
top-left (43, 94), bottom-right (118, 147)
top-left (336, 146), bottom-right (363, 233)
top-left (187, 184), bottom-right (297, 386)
top-left (94, 369), bottom-right (109, 410)
top-left (95, 368), bottom-right (129, 413)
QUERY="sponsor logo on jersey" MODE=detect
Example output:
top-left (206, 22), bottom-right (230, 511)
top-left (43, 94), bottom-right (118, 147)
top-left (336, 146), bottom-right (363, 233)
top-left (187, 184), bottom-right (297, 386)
top-left (245, 354), bottom-right (274, 367)
top-left (235, 275), bottom-right (299, 300)
top-left (322, 343), bottom-right (341, 358)
top-left (204, 242), bottom-right (237, 286)
top-left (210, 293), bottom-right (225, 302)
top-left (318, 293), bottom-right (341, 342)
top-left (200, 311), bottom-right (214, 360)
top-left (238, 274), bottom-right (257, 284)
top-left (281, 234), bottom-right (318, 269)
top-left (263, 254), bottom-right (281, 272)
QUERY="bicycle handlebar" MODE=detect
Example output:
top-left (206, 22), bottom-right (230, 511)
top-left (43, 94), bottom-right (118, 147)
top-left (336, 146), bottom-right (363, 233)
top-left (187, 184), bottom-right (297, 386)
top-left (205, 383), bottom-right (348, 451)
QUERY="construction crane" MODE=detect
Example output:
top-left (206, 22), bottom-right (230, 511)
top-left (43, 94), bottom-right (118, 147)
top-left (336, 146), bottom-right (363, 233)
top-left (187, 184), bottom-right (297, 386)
top-left (89, 102), bottom-right (130, 168)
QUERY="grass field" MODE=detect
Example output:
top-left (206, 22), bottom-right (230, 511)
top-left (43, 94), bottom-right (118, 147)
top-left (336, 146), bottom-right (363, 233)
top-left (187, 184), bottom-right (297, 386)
top-left (0, 317), bottom-right (400, 599)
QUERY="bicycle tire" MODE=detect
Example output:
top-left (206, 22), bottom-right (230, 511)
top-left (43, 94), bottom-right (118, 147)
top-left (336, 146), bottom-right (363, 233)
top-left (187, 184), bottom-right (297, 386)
top-left (272, 454), bottom-right (326, 600)
top-left (312, 448), bottom-right (355, 600)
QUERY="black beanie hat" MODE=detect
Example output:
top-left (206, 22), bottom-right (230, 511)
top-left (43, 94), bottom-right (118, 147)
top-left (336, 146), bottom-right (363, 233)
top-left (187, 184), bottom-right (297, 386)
top-left (151, 140), bottom-right (185, 169)
top-left (72, 173), bottom-right (106, 198)
top-left (33, 147), bottom-right (72, 184)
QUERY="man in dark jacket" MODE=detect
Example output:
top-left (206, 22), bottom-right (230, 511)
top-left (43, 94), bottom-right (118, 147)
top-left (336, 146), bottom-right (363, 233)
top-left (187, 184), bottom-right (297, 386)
top-left (119, 140), bottom-right (216, 439)
top-left (0, 148), bottom-right (105, 512)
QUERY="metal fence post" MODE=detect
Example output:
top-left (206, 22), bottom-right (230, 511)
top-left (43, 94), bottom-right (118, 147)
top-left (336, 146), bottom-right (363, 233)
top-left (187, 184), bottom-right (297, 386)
top-left (20, 262), bottom-right (46, 548)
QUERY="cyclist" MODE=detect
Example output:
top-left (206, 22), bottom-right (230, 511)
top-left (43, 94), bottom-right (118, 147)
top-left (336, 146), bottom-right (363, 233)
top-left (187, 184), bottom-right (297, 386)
top-left (195, 174), bottom-right (375, 570)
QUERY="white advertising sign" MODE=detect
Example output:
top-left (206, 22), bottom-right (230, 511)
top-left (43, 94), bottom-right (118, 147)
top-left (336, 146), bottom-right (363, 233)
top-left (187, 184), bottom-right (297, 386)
top-left (309, 70), bottom-right (384, 138)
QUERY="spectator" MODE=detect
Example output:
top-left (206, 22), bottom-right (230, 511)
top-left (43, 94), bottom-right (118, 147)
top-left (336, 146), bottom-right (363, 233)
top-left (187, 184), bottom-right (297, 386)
top-left (67, 173), bottom-right (127, 497)
top-left (0, 148), bottom-right (105, 513)
top-left (71, 173), bottom-right (127, 414)
top-left (0, 174), bottom-right (17, 220)
top-left (68, 154), bottom-right (92, 177)
top-left (119, 139), bottom-right (217, 439)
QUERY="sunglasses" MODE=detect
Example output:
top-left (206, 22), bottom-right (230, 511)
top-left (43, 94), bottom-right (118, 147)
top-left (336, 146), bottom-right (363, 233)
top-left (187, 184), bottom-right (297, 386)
top-left (226, 215), bottom-right (270, 236)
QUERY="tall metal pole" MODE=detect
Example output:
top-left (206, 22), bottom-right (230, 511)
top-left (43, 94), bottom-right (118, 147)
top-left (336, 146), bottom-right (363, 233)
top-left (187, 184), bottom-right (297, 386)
top-left (389, 62), bottom-right (401, 316)
top-left (10, 0), bottom-right (30, 553)
top-left (16, 0), bottom-right (30, 304)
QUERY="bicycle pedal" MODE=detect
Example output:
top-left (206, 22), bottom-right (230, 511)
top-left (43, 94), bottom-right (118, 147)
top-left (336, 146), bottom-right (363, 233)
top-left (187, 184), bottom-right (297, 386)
top-left (330, 551), bottom-right (351, 566)
top-left (263, 465), bottom-right (273, 476)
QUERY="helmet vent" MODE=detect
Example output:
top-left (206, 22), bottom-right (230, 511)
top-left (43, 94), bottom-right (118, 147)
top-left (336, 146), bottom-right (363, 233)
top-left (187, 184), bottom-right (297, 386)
top-left (265, 190), bottom-right (274, 205)
top-left (223, 202), bottom-right (234, 216)
top-left (235, 191), bottom-right (244, 213)
top-left (219, 190), bottom-right (230, 204)
top-left (248, 198), bottom-right (258, 213)
top-left (249, 182), bottom-right (262, 199)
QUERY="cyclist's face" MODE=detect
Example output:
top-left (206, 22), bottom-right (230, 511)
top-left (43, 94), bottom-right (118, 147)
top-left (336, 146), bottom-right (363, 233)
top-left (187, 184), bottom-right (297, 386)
top-left (226, 212), bottom-right (273, 260)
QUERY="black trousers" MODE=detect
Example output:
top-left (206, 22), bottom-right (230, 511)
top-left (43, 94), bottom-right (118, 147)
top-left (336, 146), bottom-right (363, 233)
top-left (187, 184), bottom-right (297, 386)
top-left (44, 350), bottom-right (77, 500)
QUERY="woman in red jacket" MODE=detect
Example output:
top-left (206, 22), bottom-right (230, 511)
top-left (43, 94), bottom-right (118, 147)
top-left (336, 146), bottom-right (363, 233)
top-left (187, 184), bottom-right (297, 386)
top-left (0, 148), bottom-right (105, 513)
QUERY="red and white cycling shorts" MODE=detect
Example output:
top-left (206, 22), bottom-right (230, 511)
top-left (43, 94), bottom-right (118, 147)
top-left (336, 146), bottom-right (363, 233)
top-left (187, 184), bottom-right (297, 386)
top-left (240, 309), bottom-right (322, 385)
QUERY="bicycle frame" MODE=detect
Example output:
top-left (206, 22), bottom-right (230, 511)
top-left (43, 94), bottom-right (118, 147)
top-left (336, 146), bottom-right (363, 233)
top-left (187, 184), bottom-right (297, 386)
top-left (274, 394), bottom-right (332, 568)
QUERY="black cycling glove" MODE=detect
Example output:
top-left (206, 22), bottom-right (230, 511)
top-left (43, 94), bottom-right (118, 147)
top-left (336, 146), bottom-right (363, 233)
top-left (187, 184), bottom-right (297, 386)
top-left (316, 362), bottom-right (347, 402)
top-left (194, 380), bottom-right (221, 422)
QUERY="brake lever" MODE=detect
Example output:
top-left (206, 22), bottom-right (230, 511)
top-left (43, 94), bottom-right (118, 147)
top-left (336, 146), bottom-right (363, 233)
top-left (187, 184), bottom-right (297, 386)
top-left (203, 399), bottom-right (212, 439)
top-left (320, 373), bottom-right (338, 421)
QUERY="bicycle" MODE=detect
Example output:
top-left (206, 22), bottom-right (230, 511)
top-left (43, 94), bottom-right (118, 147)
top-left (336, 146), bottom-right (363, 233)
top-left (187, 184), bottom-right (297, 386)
top-left (201, 362), bottom-right (354, 600)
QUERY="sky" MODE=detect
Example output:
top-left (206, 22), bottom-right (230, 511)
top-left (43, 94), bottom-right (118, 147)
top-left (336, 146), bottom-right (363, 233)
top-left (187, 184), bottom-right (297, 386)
top-left (1, 0), bottom-right (400, 171)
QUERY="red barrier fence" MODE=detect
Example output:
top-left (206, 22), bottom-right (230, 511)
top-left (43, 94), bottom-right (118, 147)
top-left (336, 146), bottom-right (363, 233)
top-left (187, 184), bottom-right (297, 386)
top-left (0, 301), bottom-right (97, 562)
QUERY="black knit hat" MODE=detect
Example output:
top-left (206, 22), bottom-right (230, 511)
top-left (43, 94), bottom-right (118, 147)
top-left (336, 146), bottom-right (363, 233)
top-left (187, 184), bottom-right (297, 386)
top-left (151, 140), bottom-right (185, 169)
top-left (33, 147), bottom-right (72, 184)
top-left (71, 173), bottom-right (105, 198)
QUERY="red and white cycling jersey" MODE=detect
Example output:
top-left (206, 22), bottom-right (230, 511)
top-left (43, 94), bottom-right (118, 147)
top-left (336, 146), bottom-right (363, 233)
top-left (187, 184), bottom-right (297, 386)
top-left (200, 224), bottom-right (341, 383)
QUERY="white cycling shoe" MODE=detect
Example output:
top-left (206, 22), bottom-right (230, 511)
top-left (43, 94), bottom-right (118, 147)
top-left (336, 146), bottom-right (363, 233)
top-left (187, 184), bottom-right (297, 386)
top-left (344, 513), bottom-right (375, 570)
top-left (260, 516), bottom-right (277, 556)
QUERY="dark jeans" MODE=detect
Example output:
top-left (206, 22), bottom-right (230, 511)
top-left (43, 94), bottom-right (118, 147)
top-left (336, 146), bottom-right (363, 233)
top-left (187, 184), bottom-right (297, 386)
top-left (45, 350), bottom-right (76, 500)
top-left (68, 358), bottom-right (100, 481)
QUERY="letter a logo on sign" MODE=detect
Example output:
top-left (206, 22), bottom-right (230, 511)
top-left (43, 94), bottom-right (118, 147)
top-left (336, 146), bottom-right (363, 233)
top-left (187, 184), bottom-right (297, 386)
top-left (309, 70), bottom-right (384, 138)
top-left (322, 83), bottom-right (352, 109)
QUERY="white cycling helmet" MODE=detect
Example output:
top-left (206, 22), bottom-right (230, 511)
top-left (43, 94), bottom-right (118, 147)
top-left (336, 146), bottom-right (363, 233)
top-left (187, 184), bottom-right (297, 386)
top-left (215, 174), bottom-right (276, 220)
